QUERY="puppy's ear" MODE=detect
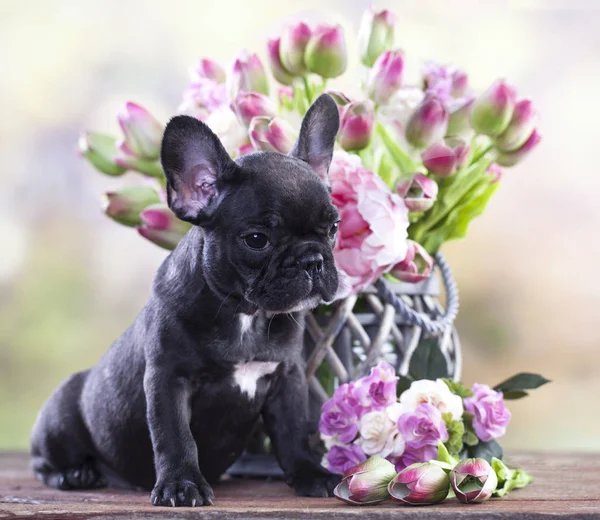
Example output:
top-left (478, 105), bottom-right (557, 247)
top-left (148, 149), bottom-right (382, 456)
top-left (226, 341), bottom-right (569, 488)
top-left (290, 94), bottom-right (339, 185)
top-left (161, 115), bottom-right (237, 224)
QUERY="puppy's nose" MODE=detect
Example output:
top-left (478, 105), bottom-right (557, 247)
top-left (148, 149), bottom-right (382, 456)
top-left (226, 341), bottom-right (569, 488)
top-left (297, 253), bottom-right (324, 274)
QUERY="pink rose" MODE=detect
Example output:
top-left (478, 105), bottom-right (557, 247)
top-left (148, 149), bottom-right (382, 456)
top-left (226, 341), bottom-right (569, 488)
top-left (330, 152), bottom-right (409, 295)
top-left (353, 361), bottom-right (399, 412)
top-left (464, 383), bottom-right (511, 442)
top-left (325, 444), bottom-right (367, 475)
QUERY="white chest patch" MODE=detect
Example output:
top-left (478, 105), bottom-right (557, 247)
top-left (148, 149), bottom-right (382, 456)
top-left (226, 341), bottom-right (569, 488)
top-left (238, 313), bottom-right (255, 339)
top-left (233, 361), bottom-right (279, 399)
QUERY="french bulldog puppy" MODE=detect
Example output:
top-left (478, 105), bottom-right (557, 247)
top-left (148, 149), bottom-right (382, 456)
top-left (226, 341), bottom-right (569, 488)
top-left (30, 94), bottom-right (344, 507)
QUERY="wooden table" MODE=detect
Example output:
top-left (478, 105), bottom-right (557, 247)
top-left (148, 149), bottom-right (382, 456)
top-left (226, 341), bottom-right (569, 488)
top-left (1, 452), bottom-right (599, 519)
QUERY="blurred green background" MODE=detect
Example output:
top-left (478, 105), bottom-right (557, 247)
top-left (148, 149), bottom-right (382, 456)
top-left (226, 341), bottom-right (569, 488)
top-left (1, 0), bottom-right (599, 453)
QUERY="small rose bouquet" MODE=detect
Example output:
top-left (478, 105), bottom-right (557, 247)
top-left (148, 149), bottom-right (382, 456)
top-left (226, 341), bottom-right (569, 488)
top-left (322, 360), bottom-right (548, 505)
top-left (78, 5), bottom-right (540, 296)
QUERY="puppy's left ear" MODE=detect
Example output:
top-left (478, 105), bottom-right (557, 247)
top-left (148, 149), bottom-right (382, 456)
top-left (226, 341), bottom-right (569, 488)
top-left (161, 115), bottom-right (238, 225)
top-left (290, 94), bottom-right (339, 185)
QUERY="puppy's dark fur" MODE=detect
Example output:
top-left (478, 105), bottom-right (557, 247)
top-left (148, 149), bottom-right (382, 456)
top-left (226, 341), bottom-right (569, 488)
top-left (30, 94), bottom-right (343, 506)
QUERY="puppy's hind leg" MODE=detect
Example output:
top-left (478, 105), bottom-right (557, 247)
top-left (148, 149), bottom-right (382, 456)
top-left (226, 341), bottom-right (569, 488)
top-left (30, 370), bottom-right (106, 490)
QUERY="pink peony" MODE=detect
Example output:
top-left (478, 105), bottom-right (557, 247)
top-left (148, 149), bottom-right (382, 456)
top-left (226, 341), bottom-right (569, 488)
top-left (330, 152), bottom-right (409, 295)
top-left (325, 444), bottom-right (367, 475)
top-left (353, 361), bottom-right (399, 412)
top-left (397, 403), bottom-right (449, 450)
top-left (464, 383), bottom-right (511, 442)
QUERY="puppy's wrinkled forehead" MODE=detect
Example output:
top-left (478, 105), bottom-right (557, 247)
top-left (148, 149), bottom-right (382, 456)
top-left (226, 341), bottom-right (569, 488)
top-left (233, 152), bottom-right (337, 230)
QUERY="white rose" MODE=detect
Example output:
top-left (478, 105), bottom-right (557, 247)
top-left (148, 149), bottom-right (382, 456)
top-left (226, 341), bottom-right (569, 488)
top-left (358, 409), bottom-right (399, 457)
top-left (399, 379), bottom-right (464, 420)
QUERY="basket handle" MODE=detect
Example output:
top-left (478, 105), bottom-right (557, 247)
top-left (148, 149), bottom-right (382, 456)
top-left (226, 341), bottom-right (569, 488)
top-left (374, 252), bottom-right (459, 336)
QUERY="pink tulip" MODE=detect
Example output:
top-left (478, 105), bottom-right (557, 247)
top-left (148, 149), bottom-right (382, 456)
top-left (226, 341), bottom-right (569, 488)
top-left (450, 458), bottom-right (498, 504)
top-left (189, 58), bottom-right (226, 84)
top-left (487, 162), bottom-right (503, 184)
top-left (446, 97), bottom-right (474, 137)
top-left (338, 100), bottom-right (375, 152)
top-left (103, 186), bottom-right (161, 227)
top-left (279, 22), bottom-right (312, 75)
top-left (470, 79), bottom-right (517, 136)
top-left (326, 89), bottom-right (353, 107)
top-left (422, 138), bottom-right (469, 177)
top-left (396, 174), bottom-right (439, 212)
top-left (305, 24), bottom-right (348, 78)
top-left (248, 116), bottom-right (297, 154)
top-left (494, 99), bottom-right (536, 151)
top-left (388, 462), bottom-right (450, 505)
top-left (333, 456), bottom-right (397, 505)
top-left (366, 50), bottom-right (404, 105)
top-left (137, 204), bottom-right (191, 251)
top-left (495, 128), bottom-right (541, 167)
top-left (228, 51), bottom-right (269, 99)
top-left (266, 38), bottom-right (295, 86)
top-left (357, 7), bottom-right (396, 67)
top-left (422, 63), bottom-right (469, 101)
top-left (231, 91), bottom-right (277, 127)
top-left (390, 240), bottom-right (434, 283)
top-left (117, 102), bottom-right (163, 161)
top-left (405, 96), bottom-right (449, 149)
top-left (78, 132), bottom-right (126, 176)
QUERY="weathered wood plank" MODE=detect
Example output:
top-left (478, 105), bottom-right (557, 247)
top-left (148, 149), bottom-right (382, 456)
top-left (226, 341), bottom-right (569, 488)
top-left (1, 452), bottom-right (599, 518)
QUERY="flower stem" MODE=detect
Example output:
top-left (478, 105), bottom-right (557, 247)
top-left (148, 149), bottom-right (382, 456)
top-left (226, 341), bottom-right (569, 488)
top-left (470, 140), bottom-right (494, 164)
top-left (302, 76), bottom-right (313, 105)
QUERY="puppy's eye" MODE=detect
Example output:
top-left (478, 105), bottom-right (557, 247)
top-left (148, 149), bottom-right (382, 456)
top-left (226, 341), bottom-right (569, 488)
top-left (243, 233), bottom-right (270, 250)
top-left (329, 221), bottom-right (340, 238)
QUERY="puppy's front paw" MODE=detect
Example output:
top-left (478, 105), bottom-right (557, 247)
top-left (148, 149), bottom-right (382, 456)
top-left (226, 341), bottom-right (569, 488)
top-left (293, 472), bottom-right (341, 498)
top-left (151, 478), bottom-right (214, 507)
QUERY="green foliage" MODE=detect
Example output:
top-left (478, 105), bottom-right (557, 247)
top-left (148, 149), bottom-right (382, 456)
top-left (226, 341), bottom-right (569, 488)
top-left (396, 375), bottom-right (414, 396)
top-left (441, 378), bottom-right (473, 398)
top-left (493, 372), bottom-right (551, 398)
top-left (442, 412), bottom-right (465, 457)
top-left (468, 439), bottom-right (503, 462)
top-left (408, 337), bottom-right (449, 380)
top-left (376, 122), bottom-right (419, 174)
top-left (491, 457), bottom-right (534, 497)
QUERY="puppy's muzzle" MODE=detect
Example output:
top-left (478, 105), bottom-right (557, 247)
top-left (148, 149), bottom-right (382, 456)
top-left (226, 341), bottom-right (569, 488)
top-left (297, 253), bottom-right (324, 276)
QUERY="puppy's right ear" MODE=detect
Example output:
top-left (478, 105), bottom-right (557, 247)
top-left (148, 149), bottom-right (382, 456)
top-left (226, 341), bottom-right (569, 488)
top-left (161, 115), bottom-right (237, 224)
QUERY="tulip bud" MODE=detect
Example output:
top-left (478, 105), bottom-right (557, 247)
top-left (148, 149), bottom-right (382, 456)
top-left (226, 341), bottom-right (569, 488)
top-left (102, 186), bottom-right (162, 227)
top-left (422, 137), bottom-right (469, 177)
top-left (326, 90), bottom-right (352, 107)
top-left (231, 91), bottom-right (277, 127)
top-left (470, 80), bottom-right (517, 136)
top-left (366, 50), bottom-right (404, 106)
top-left (405, 96), bottom-right (449, 149)
top-left (451, 69), bottom-right (468, 98)
top-left (446, 97), bottom-right (474, 138)
top-left (137, 204), bottom-right (191, 250)
top-left (114, 141), bottom-right (164, 179)
top-left (279, 22), bottom-right (312, 75)
top-left (487, 162), bottom-right (503, 184)
top-left (229, 51), bottom-right (270, 99)
top-left (235, 142), bottom-right (255, 158)
top-left (334, 456), bottom-right (397, 505)
top-left (388, 462), bottom-right (450, 505)
top-left (450, 458), bottom-right (498, 504)
top-left (422, 144), bottom-right (457, 178)
top-left (266, 38), bottom-right (295, 86)
top-left (305, 24), bottom-right (348, 79)
top-left (117, 102), bottom-right (163, 161)
top-left (357, 7), bottom-right (396, 67)
top-left (396, 173), bottom-right (439, 212)
top-left (494, 99), bottom-right (536, 151)
top-left (495, 129), bottom-right (541, 167)
top-left (338, 100), bottom-right (375, 152)
top-left (78, 132), bottom-right (126, 176)
top-left (189, 58), bottom-right (226, 84)
top-left (390, 240), bottom-right (434, 283)
top-left (249, 116), bottom-right (297, 154)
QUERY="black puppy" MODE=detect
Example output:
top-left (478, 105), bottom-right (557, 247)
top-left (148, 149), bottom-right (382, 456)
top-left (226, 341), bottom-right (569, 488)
top-left (30, 94), bottom-right (344, 507)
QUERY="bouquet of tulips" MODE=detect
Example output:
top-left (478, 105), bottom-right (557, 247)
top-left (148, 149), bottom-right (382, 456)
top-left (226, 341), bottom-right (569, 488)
top-left (321, 361), bottom-right (549, 505)
top-left (79, 6), bottom-right (540, 296)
